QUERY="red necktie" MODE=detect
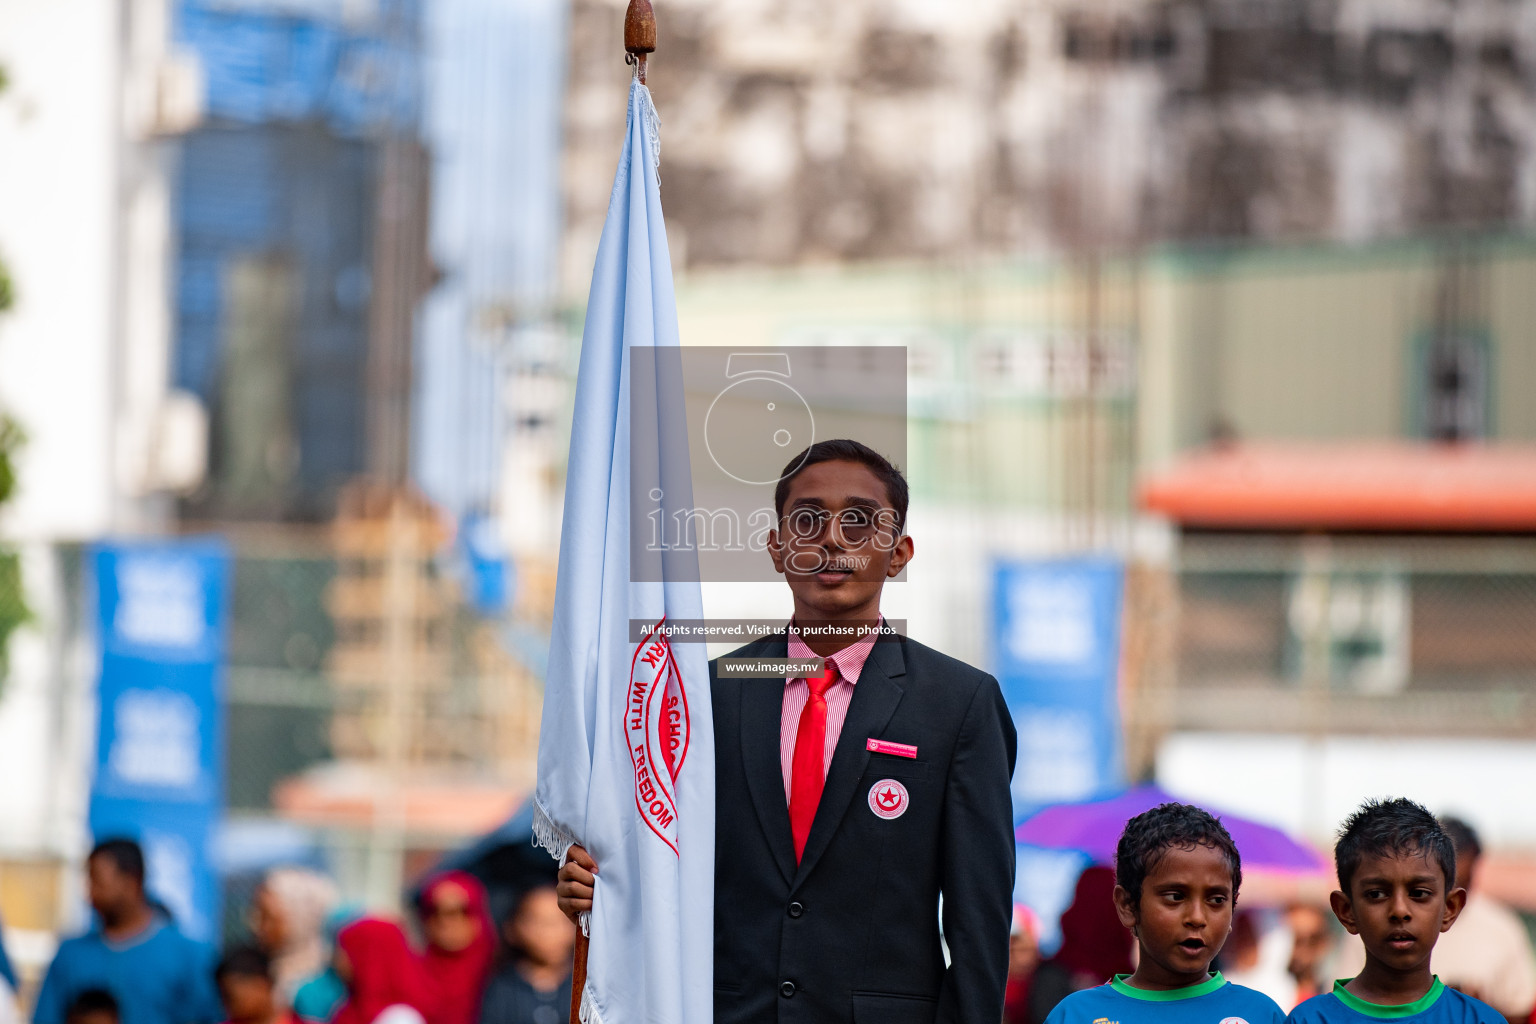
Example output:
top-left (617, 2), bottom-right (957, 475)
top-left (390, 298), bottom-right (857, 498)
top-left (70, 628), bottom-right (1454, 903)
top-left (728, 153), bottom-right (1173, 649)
top-left (789, 658), bottom-right (838, 862)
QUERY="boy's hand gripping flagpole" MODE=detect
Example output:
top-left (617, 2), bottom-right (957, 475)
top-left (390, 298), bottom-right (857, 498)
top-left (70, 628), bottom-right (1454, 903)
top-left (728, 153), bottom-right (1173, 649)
top-left (535, 0), bottom-right (715, 1022)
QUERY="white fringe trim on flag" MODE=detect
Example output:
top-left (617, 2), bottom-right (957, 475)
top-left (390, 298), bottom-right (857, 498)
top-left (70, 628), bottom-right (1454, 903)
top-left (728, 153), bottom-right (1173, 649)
top-left (636, 83), bottom-right (662, 177)
top-left (579, 983), bottom-right (605, 1024)
top-left (531, 798), bottom-right (590, 937)
top-left (531, 797), bottom-right (576, 865)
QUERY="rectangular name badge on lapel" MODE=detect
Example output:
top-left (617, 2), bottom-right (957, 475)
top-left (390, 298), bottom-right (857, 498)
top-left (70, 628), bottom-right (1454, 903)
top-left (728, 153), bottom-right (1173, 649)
top-left (867, 738), bottom-right (918, 759)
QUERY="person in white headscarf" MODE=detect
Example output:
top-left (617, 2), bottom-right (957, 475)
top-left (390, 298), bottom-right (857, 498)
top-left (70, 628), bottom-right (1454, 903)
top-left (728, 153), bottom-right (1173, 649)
top-left (249, 868), bottom-right (339, 1006)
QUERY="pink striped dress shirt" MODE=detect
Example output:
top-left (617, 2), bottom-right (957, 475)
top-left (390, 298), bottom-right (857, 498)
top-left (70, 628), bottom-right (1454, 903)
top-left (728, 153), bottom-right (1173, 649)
top-left (780, 619), bottom-right (884, 802)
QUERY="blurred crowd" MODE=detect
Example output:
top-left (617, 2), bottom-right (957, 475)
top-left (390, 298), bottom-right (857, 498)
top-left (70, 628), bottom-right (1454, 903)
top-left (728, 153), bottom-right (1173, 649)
top-left (2, 841), bottom-right (575, 1024)
top-left (1003, 817), bottom-right (1536, 1024)
top-left (0, 812), bottom-right (1530, 1024)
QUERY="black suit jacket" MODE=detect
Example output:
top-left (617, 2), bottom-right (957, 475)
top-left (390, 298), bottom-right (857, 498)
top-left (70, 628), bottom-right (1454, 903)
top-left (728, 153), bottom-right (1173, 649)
top-left (710, 631), bottom-right (1018, 1024)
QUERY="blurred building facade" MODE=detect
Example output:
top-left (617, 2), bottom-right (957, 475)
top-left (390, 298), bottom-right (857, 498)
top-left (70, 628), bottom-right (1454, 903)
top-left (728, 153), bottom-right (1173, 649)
top-left (160, 0), bottom-right (558, 912)
top-left (559, 0), bottom-right (1536, 864)
top-left (1140, 238), bottom-right (1536, 856)
top-left (564, 0), bottom-right (1536, 280)
top-left (0, 0), bottom-right (567, 962)
top-left (414, 0), bottom-right (568, 556)
top-left (172, 0), bottom-right (425, 522)
top-left (0, 0), bottom-right (205, 974)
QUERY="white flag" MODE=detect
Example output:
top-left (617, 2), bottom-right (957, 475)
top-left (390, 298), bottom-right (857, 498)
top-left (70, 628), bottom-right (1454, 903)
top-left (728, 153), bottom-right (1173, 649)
top-left (532, 77), bottom-right (714, 1024)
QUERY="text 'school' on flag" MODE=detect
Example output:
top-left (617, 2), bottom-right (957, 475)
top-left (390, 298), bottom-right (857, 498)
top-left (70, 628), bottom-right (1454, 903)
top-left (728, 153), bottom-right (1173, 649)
top-left (532, 76), bottom-right (715, 1024)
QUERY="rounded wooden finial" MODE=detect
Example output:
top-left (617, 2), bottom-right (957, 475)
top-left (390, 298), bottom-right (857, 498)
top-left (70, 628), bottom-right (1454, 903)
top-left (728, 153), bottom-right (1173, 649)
top-left (625, 0), bottom-right (656, 55)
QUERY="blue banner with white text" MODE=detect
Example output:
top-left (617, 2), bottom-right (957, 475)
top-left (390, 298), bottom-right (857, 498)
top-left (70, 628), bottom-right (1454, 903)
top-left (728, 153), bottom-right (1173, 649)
top-left (993, 557), bottom-right (1125, 818)
top-left (994, 556), bottom-right (1126, 951)
top-left (90, 539), bottom-right (230, 942)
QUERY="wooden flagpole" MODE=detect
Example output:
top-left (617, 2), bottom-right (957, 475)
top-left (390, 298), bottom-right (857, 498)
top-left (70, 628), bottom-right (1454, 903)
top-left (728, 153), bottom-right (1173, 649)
top-left (569, 8), bottom-right (657, 1020)
top-left (568, 926), bottom-right (589, 1024)
top-left (625, 0), bottom-right (656, 85)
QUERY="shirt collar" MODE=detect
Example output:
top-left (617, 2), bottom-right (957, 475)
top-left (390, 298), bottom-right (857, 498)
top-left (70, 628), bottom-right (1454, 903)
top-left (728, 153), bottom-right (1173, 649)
top-left (1109, 972), bottom-right (1226, 1001)
top-left (1330, 978), bottom-right (1446, 1018)
top-left (97, 915), bottom-right (166, 952)
top-left (786, 616), bottom-right (883, 684)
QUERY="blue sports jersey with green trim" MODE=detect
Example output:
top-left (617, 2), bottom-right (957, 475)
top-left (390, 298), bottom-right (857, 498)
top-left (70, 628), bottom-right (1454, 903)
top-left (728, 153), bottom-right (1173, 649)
top-left (1043, 972), bottom-right (1286, 1024)
top-left (1286, 979), bottom-right (1502, 1023)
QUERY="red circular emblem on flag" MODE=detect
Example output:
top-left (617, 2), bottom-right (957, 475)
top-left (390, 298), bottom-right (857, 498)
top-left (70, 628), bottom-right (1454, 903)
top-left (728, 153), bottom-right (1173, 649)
top-left (868, 779), bottom-right (909, 820)
top-left (625, 620), bottom-right (691, 857)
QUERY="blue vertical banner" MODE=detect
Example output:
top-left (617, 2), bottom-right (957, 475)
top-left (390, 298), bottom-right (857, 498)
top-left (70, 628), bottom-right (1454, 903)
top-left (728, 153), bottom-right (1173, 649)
top-left (995, 557), bottom-right (1126, 950)
top-left (90, 539), bottom-right (231, 942)
top-left (993, 557), bottom-right (1126, 817)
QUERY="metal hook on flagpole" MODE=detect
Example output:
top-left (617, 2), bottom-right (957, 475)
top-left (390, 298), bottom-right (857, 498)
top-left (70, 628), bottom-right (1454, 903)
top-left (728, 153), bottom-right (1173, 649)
top-left (625, 0), bottom-right (655, 84)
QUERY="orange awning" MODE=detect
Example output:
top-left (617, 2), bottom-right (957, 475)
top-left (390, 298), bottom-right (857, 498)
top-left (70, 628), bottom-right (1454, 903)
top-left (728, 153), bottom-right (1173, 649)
top-left (1139, 442), bottom-right (1536, 532)
top-left (272, 762), bottom-right (524, 838)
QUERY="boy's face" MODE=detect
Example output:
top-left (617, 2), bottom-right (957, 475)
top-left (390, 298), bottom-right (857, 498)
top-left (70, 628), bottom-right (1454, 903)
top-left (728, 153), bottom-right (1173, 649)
top-left (768, 460), bottom-right (912, 621)
top-left (218, 974), bottom-right (274, 1024)
top-left (66, 1011), bottom-right (117, 1024)
top-left (1114, 843), bottom-right (1234, 987)
top-left (1330, 850), bottom-right (1465, 976)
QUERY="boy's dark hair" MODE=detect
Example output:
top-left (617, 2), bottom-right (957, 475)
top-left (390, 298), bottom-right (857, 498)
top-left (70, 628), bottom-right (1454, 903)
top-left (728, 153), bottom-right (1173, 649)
top-left (88, 838), bottom-right (145, 885)
top-left (1335, 798), bottom-right (1456, 896)
top-left (215, 945), bottom-right (273, 983)
top-left (1115, 802), bottom-right (1242, 907)
top-left (1439, 815), bottom-right (1481, 862)
top-left (65, 989), bottom-right (120, 1021)
top-left (774, 439), bottom-right (909, 533)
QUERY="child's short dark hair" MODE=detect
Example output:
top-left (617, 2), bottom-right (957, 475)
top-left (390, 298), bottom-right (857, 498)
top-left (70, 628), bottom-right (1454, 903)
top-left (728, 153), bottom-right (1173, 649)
top-left (774, 440), bottom-right (909, 533)
top-left (1115, 802), bottom-right (1242, 906)
top-left (65, 989), bottom-right (120, 1022)
top-left (215, 945), bottom-right (273, 983)
top-left (1335, 798), bottom-right (1456, 896)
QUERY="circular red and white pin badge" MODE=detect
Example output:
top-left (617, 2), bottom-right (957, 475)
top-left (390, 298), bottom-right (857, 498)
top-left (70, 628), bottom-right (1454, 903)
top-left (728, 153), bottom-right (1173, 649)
top-left (868, 779), bottom-right (909, 820)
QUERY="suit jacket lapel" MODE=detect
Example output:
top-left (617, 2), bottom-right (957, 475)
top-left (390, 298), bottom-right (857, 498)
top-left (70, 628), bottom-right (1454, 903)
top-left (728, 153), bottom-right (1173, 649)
top-left (740, 634), bottom-right (797, 886)
top-left (791, 635), bottom-right (907, 892)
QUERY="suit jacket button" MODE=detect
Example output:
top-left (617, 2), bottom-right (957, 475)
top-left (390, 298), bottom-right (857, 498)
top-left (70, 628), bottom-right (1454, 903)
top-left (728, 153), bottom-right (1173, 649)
top-left (779, 981), bottom-right (796, 998)
top-left (787, 901), bottom-right (804, 918)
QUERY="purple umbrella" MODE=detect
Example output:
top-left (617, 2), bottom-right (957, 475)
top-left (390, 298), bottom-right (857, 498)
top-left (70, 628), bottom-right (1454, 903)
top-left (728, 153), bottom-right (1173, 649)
top-left (1015, 783), bottom-right (1326, 874)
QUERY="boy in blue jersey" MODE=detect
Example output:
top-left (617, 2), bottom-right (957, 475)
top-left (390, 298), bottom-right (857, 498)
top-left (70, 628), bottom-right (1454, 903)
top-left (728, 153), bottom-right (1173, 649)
top-left (1044, 802), bottom-right (1286, 1024)
top-left (1287, 798), bottom-right (1501, 1024)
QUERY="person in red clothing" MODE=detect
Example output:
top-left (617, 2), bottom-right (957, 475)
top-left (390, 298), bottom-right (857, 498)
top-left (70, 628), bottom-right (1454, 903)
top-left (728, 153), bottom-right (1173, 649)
top-left (333, 919), bottom-right (436, 1024)
top-left (1004, 905), bottom-right (1042, 1024)
top-left (414, 872), bottom-right (495, 1024)
top-left (1025, 866), bottom-right (1136, 1024)
top-left (215, 947), bottom-right (297, 1024)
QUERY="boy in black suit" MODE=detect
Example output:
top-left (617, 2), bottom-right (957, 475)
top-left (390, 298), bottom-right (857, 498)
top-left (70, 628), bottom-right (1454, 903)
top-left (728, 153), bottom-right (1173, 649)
top-left (560, 439), bottom-right (1017, 1023)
